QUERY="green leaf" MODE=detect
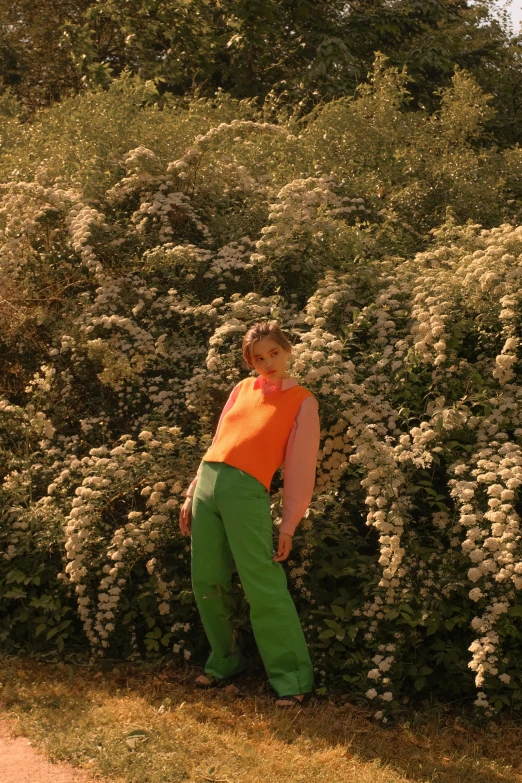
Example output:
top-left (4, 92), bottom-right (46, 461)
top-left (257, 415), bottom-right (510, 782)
top-left (6, 570), bottom-right (25, 584)
top-left (444, 617), bottom-right (463, 630)
top-left (161, 633), bottom-right (172, 646)
top-left (319, 629), bottom-right (336, 639)
top-left (324, 619), bottom-right (343, 633)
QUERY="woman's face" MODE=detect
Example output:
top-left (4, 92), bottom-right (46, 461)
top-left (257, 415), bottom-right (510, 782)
top-left (250, 338), bottom-right (290, 380)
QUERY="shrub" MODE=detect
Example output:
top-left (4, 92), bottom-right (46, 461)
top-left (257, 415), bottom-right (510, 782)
top-left (1, 62), bottom-right (522, 719)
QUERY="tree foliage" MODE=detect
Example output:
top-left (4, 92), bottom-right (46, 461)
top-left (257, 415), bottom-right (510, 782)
top-left (1, 0), bottom-right (522, 145)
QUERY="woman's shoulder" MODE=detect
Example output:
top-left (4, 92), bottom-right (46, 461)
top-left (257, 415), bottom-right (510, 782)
top-left (291, 380), bottom-right (318, 404)
top-left (225, 378), bottom-right (249, 400)
top-left (302, 389), bottom-right (318, 405)
top-left (232, 376), bottom-right (254, 394)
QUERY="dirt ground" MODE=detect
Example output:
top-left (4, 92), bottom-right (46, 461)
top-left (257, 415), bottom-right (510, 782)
top-left (0, 719), bottom-right (97, 783)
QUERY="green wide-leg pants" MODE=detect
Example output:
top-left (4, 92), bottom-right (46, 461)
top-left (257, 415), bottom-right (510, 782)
top-left (190, 460), bottom-right (314, 697)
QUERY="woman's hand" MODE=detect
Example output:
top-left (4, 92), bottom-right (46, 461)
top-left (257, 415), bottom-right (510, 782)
top-left (179, 496), bottom-right (193, 536)
top-left (273, 531), bottom-right (293, 562)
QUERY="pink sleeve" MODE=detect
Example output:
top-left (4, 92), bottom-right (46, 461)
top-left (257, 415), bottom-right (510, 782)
top-left (184, 382), bottom-right (242, 498)
top-left (279, 395), bottom-right (320, 536)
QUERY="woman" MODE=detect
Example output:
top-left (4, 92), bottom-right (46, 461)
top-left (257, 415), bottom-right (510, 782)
top-left (178, 321), bottom-right (320, 707)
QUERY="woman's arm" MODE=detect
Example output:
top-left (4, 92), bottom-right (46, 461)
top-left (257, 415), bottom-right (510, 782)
top-left (184, 382), bottom-right (242, 498)
top-left (279, 396), bottom-right (321, 536)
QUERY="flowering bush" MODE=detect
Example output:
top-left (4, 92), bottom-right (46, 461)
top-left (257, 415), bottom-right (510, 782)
top-left (1, 61), bottom-right (522, 718)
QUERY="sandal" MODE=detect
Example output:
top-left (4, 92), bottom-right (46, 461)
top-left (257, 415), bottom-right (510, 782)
top-left (274, 694), bottom-right (307, 707)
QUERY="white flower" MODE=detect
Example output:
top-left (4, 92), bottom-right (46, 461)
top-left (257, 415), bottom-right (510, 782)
top-left (43, 422), bottom-right (55, 439)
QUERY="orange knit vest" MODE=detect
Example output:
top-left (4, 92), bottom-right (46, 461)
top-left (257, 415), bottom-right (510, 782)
top-left (202, 377), bottom-right (315, 491)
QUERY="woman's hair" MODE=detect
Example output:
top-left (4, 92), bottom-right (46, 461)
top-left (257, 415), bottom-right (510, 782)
top-left (242, 321), bottom-right (292, 369)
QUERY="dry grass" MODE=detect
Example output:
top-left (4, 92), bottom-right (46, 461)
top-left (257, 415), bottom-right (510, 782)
top-left (1, 655), bottom-right (521, 783)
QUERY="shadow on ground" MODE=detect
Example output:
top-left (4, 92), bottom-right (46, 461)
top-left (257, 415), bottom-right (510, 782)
top-left (1, 656), bottom-right (520, 783)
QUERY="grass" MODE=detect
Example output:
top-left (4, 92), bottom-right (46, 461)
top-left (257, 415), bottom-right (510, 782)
top-left (1, 655), bottom-right (522, 783)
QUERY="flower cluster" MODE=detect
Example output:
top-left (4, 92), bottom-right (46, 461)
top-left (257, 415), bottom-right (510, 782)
top-left (449, 441), bottom-right (522, 709)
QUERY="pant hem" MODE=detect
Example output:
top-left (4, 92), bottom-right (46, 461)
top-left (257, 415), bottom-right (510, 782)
top-left (267, 673), bottom-right (315, 697)
top-left (205, 650), bottom-right (248, 680)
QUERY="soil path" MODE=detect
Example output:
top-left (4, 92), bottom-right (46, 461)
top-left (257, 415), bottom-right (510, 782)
top-left (0, 719), bottom-right (97, 783)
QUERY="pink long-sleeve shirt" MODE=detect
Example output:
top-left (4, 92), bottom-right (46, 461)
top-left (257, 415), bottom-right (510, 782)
top-left (184, 374), bottom-right (320, 536)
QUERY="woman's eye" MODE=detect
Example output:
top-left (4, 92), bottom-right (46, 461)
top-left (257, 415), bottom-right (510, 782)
top-left (255, 352), bottom-right (277, 361)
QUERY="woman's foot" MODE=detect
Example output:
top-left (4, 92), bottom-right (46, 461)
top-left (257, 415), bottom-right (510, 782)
top-left (194, 673), bottom-right (228, 689)
top-left (275, 694), bottom-right (304, 707)
top-left (194, 671), bottom-right (244, 689)
top-left (195, 674), bottom-right (213, 686)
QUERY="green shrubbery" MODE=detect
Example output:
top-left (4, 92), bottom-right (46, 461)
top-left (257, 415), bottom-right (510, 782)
top-left (1, 59), bottom-right (522, 719)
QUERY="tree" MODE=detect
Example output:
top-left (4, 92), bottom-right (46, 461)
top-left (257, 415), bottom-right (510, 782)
top-left (1, 0), bottom-right (521, 145)
top-left (0, 0), bottom-right (91, 111)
